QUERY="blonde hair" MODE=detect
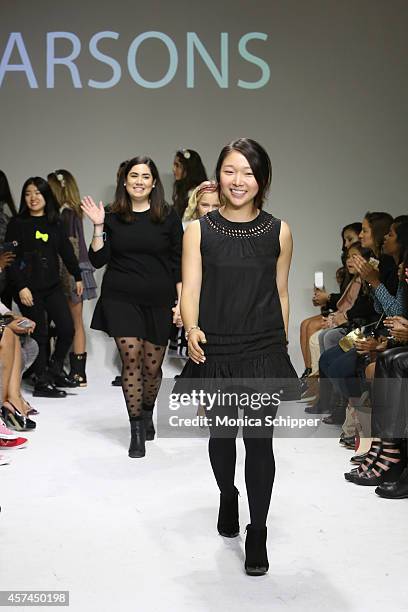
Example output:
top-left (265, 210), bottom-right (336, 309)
top-left (48, 169), bottom-right (82, 217)
top-left (183, 180), bottom-right (220, 222)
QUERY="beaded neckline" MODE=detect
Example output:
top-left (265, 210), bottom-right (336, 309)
top-left (205, 209), bottom-right (275, 238)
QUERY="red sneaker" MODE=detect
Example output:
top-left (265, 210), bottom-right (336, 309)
top-left (0, 437), bottom-right (28, 449)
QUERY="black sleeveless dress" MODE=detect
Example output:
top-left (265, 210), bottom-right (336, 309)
top-left (179, 209), bottom-right (299, 396)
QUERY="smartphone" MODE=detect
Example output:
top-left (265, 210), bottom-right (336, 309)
top-left (17, 319), bottom-right (34, 329)
top-left (368, 257), bottom-right (380, 270)
top-left (0, 240), bottom-right (18, 253)
top-left (314, 271), bottom-right (324, 290)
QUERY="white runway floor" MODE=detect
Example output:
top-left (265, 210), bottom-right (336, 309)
top-left (1, 356), bottom-right (408, 612)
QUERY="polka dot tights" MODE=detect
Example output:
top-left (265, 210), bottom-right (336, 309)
top-left (114, 337), bottom-right (166, 418)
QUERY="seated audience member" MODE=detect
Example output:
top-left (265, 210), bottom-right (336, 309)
top-left (316, 212), bottom-right (397, 426)
top-left (300, 223), bottom-right (361, 382)
top-left (0, 304), bottom-right (38, 431)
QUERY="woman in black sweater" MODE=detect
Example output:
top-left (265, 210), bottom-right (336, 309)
top-left (5, 177), bottom-right (82, 398)
top-left (82, 156), bottom-right (183, 459)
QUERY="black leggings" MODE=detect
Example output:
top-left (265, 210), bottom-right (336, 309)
top-left (17, 285), bottom-right (74, 376)
top-left (114, 337), bottom-right (166, 418)
top-left (209, 420), bottom-right (275, 528)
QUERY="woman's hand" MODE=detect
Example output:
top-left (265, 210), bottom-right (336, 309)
top-left (384, 316), bottom-right (408, 342)
top-left (384, 316), bottom-right (408, 329)
top-left (19, 287), bottom-right (34, 307)
top-left (354, 337), bottom-right (381, 354)
top-left (351, 254), bottom-right (381, 286)
top-left (81, 196), bottom-right (105, 226)
top-left (76, 281), bottom-right (84, 297)
top-left (393, 328), bottom-right (408, 342)
top-left (313, 289), bottom-right (329, 306)
top-left (321, 315), bottom-right (332, 329)
top-left (0, 251), bottom-right (15, 269)
top-left (172, 304), bottom-right (183, 328)
top-left (7, 316), bottom-right (36, 335)
top-left (331, 311), bottom-right (347, 327)
top-left (188, 328), bottom-right (207, 364)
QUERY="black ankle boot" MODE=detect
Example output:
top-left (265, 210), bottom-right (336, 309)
top-left (245, 525), bottom-right (269, 576)
top-left (128, 418), bottom-right (146, 458)
top-left (48, 358), bottom-right (79, 388)
top-left (142, 406), bottom-right (155, 441)
top-left (375, 466), bottom-right (408, 498)
top-left (217, 487), bottom-right (239, 537)
top-left (32, 374), bottom-right (67, 398)
top-left (69, 352), bottom-right (87, 387)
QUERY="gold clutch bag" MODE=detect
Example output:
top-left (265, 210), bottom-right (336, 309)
top-left (339, 328), bottom-right (364, 352)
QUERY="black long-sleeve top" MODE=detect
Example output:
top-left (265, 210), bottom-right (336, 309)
top-left (88, 209), bottom-right (183, 306)
top-left (5, 216), bottom-right (81, 292)
top-left (379, 254), bottom-right (398, 296)
top-left (345, 291), bottom-right (377, 324)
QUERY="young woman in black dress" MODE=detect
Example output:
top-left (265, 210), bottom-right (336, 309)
top-left (179, 138), bottom-right (298, 576)
top-left (82, 157), bottom-right (183, 459)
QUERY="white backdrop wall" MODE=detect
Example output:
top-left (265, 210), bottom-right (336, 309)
top-left (1, 0), bottom-right (408, 372)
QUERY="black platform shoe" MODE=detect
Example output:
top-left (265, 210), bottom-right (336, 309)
top-left (375, 467), bottom-right (408, 499)
top-left (245, 525), bottom-right (269, 576)
top-left (128, 418), bottom-right (146, 458)
top-left (345, 443), bottom-right (403, 486)
top-left (1, 405), bottom-right (36, 431)
top-left (217, 487), bottom-right (239, 537)
top-left (142, 407), bottom-right (155, 441)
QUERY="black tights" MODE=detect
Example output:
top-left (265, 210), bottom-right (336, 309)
top-left (209, 435), bottom-right (275, 528)
top-left (115, 337), bottom-right (166, 418)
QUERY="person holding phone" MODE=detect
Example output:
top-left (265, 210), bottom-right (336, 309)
top-left (5, 177), bottom-right (83, 398)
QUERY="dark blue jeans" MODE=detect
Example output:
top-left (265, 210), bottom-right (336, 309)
top-left (319, 346), bottom-right (362, 399)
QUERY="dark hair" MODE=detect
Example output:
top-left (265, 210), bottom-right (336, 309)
top-left (364, 211), bottom-right (394, 257)
top-left (0, 170), bottom-right (17, 216)
top-left (116, 160), bottom-right (128, 184)
top-left (111, 156), bottom-right (168, 223)
top-left (396, 222), bottom-right (408, 266)
top-left (172, 149), bottom-right (207, 217)
top-left (18, 177), bottom-right (60, 223)
top-left (346, 241), bottom-right (371, 260)
top-left (394, 215), bottom-right (408, 227)
top-left (345, 241), bottom-right (371, 293)
top-left (341, 222), bottom-right (362, 250)
top-left (215, 138), bottom-right (272, 210)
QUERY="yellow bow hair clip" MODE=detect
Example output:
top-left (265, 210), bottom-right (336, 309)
top-left (35, 230), bottom-right (49, 242)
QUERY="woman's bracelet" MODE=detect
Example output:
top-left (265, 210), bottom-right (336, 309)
top-left (185, 325), bottom-right (200, 340)
top-left (93, 232), bottom-right (106, 240)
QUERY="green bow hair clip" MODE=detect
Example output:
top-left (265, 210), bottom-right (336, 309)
top-left (35, 230), bottom-right (49, 242)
